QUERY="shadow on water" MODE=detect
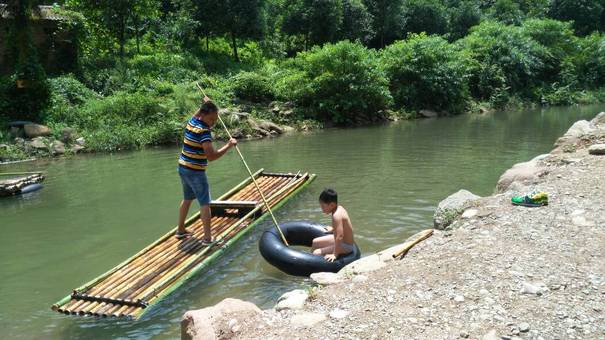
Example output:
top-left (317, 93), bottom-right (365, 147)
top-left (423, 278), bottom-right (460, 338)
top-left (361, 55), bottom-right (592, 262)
top-left (1, 104), bottom-right (604, 338)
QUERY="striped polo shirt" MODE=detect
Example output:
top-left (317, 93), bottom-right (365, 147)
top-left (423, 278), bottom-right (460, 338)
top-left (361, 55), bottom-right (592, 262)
top-left (178, 115), bottom-right (212, 171)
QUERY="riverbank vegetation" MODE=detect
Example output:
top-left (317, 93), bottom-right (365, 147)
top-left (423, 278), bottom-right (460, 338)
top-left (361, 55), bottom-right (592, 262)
top-left (1, 0), bottom-right (605, 159)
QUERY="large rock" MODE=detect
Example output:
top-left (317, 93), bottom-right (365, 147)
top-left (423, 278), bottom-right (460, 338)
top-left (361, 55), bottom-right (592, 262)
top-left (181, 298), bottom-right (261, 340)
top-left (257, 121), bottom-right (283, 134)
top-left (339, 254), bottom-right (386, 275)
top-left (51, 140), bottom-right (66, 155)
top-left (590, 112), bottom-right (605, 127)
top-left (29, 137), bottom-right (48, 150)
top-left (275, 289), bottom-right (308, 311)
top-left (588, 144), bottom-right (605, 155)
top-left (496, 160), bottom-right (545, 193)
top-left (433, 189), bottom-right (481, 229)
top-left (24, 123), bottom-right (51, 138)
top-left (554, 120), bottom-right (594, 149)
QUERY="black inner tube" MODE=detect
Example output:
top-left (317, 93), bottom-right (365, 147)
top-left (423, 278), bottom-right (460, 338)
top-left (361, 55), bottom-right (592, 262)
top-left (259, 221), bottom-right (361, 277)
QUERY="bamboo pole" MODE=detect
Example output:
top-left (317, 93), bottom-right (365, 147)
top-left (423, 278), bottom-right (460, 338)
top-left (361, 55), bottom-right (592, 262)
top-left (0, 171), bottom-right (43, 176)
top-left (195, 82), bottom-right (289, 246)
top-left (391, 229), bottom-right (434, 259)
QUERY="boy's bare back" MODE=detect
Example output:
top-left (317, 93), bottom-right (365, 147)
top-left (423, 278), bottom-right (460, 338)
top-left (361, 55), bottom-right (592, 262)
top-left (333, 205), bottom-right (354, 245)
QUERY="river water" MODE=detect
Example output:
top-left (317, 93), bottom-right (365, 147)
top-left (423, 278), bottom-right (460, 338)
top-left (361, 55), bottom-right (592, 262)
top-left (1, 105), bottom-right (603, 339)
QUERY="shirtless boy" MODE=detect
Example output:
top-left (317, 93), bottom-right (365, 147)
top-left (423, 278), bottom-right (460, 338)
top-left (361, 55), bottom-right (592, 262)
top-left (311, 188), bottom-right (355, 262)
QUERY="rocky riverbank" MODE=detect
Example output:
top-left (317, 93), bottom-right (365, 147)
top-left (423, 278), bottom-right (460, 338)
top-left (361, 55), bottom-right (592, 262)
top-left (0, 101), bottom-right (309, 163)
top-left (180, 112), bottom-right (605, 340)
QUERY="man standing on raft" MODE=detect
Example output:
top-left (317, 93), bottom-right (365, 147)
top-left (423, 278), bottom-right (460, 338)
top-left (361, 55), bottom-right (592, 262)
top-left (176, 96), bottom-right (238, 241)
top-left (311, 189), bottom-right (355, 262)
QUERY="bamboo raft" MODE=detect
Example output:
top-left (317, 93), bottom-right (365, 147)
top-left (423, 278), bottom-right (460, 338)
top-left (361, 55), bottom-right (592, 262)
top-left (52, 169), bottom-right (315, 320)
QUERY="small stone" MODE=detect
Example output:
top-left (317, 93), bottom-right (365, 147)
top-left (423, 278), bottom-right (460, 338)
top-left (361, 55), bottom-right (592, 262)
top-left (454, 295), bottom-right (465, 303)
top-left (588, 144), bottom-right (605, 155)
top-left (521, 281), bottom-right (547, 295)
top-left (519, 322), bottom-right (530, 332)
top-left (462, 209), bottom-right (478, 218)
top-left (460, 331), bottom-right (469, 338)
top-left (75, 137), bottom-right (86, 146)
top-left (329, 308), bottom-right (349, 319)
top-left (275, 289), bottom-right (308, 311)
top-left (310, 272), bottom-right (344, 285)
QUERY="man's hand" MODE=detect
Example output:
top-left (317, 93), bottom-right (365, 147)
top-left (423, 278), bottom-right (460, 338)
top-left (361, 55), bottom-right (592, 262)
top-left (228, 138), bottom-right (238, 147)
top-left (324, 254), bottom-right (337, 262)
top-left (324, 226), bottom-right (333, 233)
top-left (203, 95), bottom-right (211, 103)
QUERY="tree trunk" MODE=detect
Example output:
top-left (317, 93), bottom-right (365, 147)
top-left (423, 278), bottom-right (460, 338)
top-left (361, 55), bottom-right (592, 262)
top-left (206, 34), bottom-right (209, 51)
top-left (134, 15), bottom-right (140, 54)
top-left (231, 31), bottom-right (239, 62)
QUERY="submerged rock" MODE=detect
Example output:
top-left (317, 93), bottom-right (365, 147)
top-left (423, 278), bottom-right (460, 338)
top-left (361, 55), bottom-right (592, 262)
top-left (433, 189), bottom-right (481, 229)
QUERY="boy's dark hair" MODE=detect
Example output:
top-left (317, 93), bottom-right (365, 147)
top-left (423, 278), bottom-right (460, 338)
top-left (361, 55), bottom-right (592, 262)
top-left (319, 188), bottom-right (338, 204)
top-left (199, 101), bottom-right (218, 115)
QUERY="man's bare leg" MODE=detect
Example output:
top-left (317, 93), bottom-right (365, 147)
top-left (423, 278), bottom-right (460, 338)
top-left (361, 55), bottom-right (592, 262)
top-left (200, 204), bottom-right (212, 242)
top-left (178, 199), bottom-right (193, 233)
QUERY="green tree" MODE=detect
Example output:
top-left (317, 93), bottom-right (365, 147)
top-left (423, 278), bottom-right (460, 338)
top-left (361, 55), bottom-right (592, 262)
top-left (1, 0), bottom-right (51, 121)
top-left (282, 0), bottom-right (343, 49)
top-left (548, 0), bottom-right (604, 36)
top-left (339, 0), bottom-right (375, 44)
top-left (67, 0), bottom-right (159, 59)
top-left (447, 0), bottom-right (482, 41)
top-left (363, 0), bottom-right (404, 48)
top-left (401, 0), bottom-right (448, 36)
top-left (487, 0), bottom-right (524, 25)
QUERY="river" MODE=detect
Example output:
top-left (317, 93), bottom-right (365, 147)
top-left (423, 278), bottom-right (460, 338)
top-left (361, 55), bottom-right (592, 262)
top-left (1, 104), bottom-right (603, 339)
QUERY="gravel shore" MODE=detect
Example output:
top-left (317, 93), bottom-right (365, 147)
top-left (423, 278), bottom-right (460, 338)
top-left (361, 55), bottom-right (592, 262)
top-left (229, 113), bottom-right (605, 340)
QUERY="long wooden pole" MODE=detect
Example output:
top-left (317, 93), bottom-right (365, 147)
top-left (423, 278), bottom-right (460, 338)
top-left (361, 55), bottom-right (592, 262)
top-left (0, 171), bottom-right (43, 176)
top-left (195, 82), bottom-right (289, 246)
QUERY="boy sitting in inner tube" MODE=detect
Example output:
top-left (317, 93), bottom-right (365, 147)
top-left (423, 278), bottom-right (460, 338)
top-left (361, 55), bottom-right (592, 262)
top-left (311, 189), bottom-right (355, 262)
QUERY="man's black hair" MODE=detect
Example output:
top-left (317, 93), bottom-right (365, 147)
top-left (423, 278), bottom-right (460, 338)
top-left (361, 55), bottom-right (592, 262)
top-left (200, 101), bottom-right (218, 115)
top-left (319, 188), bottom-right (338, 204)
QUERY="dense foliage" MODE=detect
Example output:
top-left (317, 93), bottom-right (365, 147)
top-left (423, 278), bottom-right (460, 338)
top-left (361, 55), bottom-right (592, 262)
top-left (1, 0), bottom-right (605, 154)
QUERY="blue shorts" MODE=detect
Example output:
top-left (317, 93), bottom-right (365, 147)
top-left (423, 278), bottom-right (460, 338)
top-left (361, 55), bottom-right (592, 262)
top-left (178, 166), bottom-right (211, 205)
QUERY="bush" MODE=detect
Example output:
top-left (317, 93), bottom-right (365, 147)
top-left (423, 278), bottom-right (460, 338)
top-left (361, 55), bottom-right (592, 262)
top-left (381, 33), bottom-right (471, 114)
top-left (275, 41), bottom-right (392, 124)
top-left (457, 21), bottom-right (549, 103)
top-left (572, 33), bottom-right (605, 88)
top-left (229, 71), bottom-right (274, 102)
